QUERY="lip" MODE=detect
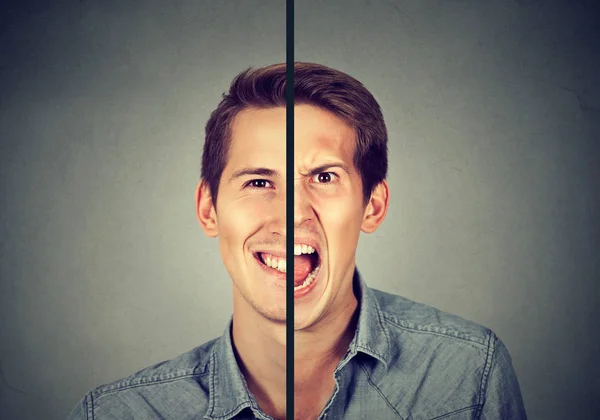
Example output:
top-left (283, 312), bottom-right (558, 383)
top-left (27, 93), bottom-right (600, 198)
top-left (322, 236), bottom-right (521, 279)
top-left (293, 265), bottom-right (320, 299)
top-left (252, 246), bottom-right (322, 299)
top-left (253, 252), bottom-right (286, 285)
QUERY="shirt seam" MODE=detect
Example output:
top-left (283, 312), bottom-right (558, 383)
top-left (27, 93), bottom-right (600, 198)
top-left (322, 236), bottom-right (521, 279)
top-left (206, 400), bottom-right (256, 420)
top-left (356, 359), bottom-right (404, 420)
top-left (374, 291), bottom-right (392, 362)
top-left (87, 391), bottom-right (94, 420)
top-left (91, 371), bottom-right (210, 398)
top-left (475, 331), bottom-right (497, 419)
top-left (353, 284), bottom-right (391, 367)
top-left (208, 348), bottom-right (217, 416)
top-left (355, 344), bottom-right (387, 362)
top-left (430, 404), bottom-right (480, 419)
top-left (382, 316), bottom-right (489, 348)
top-left (207, 345), bottom-right (259, 420)
top-left (319, 373), bottom-right (342, 419)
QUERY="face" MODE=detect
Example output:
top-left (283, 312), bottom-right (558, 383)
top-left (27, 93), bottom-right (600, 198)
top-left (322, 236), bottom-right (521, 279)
top-left (196, 104), bottom-right (388, 329)
top-left (293, 104), bottom-right (386, 330)
top-left (198, 107), bottom-right (288, 323)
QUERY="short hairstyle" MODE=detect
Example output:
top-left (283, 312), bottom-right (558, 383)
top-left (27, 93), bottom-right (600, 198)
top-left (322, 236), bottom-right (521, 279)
top-left (201, 62), bottom-right (388, 206)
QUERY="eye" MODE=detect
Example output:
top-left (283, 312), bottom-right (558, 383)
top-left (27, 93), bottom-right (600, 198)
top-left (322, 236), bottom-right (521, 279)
top-left (310, 172), bottom-right (338, 184)
top-left (245, 179), bottom-right (273, 189)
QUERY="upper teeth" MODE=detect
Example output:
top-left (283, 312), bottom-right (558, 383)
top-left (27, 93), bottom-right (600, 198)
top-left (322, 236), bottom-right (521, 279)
top-left (294, 244), bottom-right (315, 256)
top-left (262, 244), bottom-right (316, 273)
top-left (264, 255), bottom-right (287, 272)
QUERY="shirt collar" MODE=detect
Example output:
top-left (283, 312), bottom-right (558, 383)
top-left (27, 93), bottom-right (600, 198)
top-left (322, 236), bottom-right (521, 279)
top-left (347, 268), bottom-right (391, 369)
top-left (204, 268), bottom-right (390, 419)
top-left (205, 320), bottom-right (263, 420)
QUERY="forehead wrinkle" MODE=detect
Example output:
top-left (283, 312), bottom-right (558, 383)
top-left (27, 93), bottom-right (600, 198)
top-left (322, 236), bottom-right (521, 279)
top-left (296, 128), bottom-right (355, 156)
top-left (295, 136), bottom-right (355, 171)
top-left (295, 160), bottom-right (351, 178)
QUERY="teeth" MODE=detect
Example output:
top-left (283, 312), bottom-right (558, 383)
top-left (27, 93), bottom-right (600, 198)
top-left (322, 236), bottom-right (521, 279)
top-left (294, 265), bottom-right (320, 291)
top-left (260, 244), bottom-right (317, 275)
top-left (293, 244), bottom-right (316, 256)
top-left (261, 254), bottom-right (286, 273)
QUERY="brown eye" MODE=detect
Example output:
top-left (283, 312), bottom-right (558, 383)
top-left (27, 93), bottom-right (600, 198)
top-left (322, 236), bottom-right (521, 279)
top-left (311, 172), bottom-right (337, 184)
top-left (247, 179), bottom-right (272, 188)
top-left (318, 173), bottom-right (332, 183)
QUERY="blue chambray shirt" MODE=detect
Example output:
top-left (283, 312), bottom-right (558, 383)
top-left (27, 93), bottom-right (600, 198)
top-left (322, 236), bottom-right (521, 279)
top-left (67, 269), bottom-right (527, 419)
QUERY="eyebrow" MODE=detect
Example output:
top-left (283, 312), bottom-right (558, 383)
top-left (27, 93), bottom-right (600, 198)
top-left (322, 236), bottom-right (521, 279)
top-left (229, 167), bottom-right (281, 183)
top-left (302, 163), bottom-right (351, 177)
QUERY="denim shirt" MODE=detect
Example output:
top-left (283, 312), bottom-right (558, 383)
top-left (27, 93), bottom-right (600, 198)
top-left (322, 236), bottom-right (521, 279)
top-left (67, 269), bottom-right (527, 419)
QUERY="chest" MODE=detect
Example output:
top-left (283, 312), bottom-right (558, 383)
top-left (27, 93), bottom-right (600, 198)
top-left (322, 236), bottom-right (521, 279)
top-left (293, 376), bottom-right (336, 420)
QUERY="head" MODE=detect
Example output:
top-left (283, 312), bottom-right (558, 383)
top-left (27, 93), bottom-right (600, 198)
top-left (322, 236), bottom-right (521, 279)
top-left (196, 62), bottom-right (389, 329)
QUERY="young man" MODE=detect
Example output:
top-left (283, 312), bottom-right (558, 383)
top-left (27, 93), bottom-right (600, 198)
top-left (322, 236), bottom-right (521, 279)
top-left (68, 63), bottom-right (527, 420)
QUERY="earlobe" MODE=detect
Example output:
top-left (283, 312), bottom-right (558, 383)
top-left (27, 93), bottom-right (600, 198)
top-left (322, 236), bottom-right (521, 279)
top-left (195, 180), bottom-right (219, 237)
top-left (361, 180), bottom-right (390, 233)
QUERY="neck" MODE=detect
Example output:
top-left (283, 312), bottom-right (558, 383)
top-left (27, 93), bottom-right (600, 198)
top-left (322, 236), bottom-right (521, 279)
top-left (231, 280), bottom-right (359, 419)
top-left (232, 297), bottom-right (287, 418)
top-left (294, 291), bottom-right (358, 387)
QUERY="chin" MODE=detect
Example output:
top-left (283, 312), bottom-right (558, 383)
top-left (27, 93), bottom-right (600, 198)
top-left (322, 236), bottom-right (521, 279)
top-left (292, 299), bottom-right (329, 331)
top-left (252, 299), bottom-right (287, 323)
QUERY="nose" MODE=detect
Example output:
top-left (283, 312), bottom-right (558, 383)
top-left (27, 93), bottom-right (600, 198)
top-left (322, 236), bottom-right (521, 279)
top-left (266, 189), bottom-right (286, 236)
top-left (294, 182), bottom-right (314, 228)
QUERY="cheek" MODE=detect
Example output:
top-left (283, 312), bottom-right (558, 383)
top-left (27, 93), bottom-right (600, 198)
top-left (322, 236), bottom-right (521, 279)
top-left (314, 195), bottom-right (364, 246)
top-left (311, 185), bottom-right (364, 223)
top-left (217, 195), bottom-right (280, 244)
top-left (216, 204), bottom-right (260, 271)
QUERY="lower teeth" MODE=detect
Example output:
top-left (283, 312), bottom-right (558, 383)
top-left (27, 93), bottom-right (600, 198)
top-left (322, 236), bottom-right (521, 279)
top-left (294, 265), bottom-right (320, 291)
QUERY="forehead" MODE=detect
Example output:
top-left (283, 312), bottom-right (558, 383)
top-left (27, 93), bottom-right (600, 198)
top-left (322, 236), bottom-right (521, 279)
top-left (226, 105), bottom-right (356, 169)
top-left (230, 106), bottom-right (286, 149)
top-left (294, 104), bottom-right (356, 167)
top-left (225, 107), bottom-right (286, 170)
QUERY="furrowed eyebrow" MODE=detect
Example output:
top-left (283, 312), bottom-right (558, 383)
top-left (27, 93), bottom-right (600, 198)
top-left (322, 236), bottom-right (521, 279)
top-left (229, 167), bottom-right (280, 183)
top-left (302, 163), bottom-right (351, 177)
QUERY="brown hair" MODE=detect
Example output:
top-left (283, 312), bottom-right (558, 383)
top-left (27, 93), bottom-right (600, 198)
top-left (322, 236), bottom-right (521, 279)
top-left (201, 62), bottom-right (388, 206)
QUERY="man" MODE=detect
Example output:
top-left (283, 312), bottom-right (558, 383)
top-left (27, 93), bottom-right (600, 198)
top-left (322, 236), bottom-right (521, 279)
top-left (68, 63), bottom-right (527, 419)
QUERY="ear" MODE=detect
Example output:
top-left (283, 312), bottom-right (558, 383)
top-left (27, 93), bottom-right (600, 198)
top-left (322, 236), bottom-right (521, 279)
top-left (195, 180), bottom-right (219, 237)
top-left (361, 180), bottom-right (390, 233)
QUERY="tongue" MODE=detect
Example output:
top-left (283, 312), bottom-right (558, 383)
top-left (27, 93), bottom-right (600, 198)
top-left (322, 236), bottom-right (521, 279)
top-left (293, 255), bottom-right (313, 286)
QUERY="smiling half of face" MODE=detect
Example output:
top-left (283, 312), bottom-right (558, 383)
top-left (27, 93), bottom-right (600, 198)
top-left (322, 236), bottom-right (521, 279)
top-left (196, 104), bottom-right (388, 329)
top-left (197, 107), bottom-right (288, 323)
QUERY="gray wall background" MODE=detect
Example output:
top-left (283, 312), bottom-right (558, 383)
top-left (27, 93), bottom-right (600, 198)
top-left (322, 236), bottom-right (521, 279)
top-left (0, 1), bottom-right (598, 419)
top-left (0, 1), bottom-right (285, 419)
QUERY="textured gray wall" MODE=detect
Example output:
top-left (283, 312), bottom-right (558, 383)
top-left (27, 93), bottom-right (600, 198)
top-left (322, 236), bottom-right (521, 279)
top-left (1, 1), bottom-right (598, 420)
top-left (0, 1), bottom-right (284, 419)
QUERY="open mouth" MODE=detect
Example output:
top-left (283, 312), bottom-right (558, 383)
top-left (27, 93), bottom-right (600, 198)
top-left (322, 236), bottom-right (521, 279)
top-left (255, 244), bottom-right (321, 292)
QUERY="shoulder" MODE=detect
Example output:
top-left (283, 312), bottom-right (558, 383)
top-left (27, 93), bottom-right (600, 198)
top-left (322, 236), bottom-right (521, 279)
top-left (371, 287), bottom-right (492, 347)
top-left (68, 338), bottom-right (219, 420)
top-left (365, 288), bottom-right (517, 418)
top-left (94, 338), bottom-right (217, 394)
